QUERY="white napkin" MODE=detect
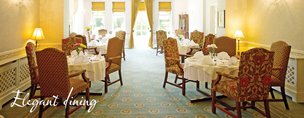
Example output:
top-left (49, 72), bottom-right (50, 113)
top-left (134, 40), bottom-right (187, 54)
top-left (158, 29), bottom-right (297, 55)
top-left (217, 52), bottom-right (230, 60)
top-left (229, 56), bottom-right (238, 65)
top-left (70, 50), bottom-right (77, 57)
top-left (78, 51), bottom-right (84, 56)
top-left (89, 40), bottom-right (98, 47)
top-left (74, 56), bottom-right (84, 64)
top-left (200, 56), bottom-right (214, 65)
top-left (192, 51), bottom-right (204, 59)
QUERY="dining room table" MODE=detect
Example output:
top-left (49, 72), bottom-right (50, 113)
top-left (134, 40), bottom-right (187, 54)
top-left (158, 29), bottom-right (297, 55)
top-left (87, 36), bottom-right (112, 55)
top-left (176, 38), bottom-right (200, 63)
top-left (184, 51), bottom-right (239, 102)
top-left (67, 51), bottom-right (106, 95)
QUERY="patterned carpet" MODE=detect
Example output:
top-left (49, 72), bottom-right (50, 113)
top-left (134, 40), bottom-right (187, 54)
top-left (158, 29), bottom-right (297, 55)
top-left (0, 48), bottom-right (302, 118)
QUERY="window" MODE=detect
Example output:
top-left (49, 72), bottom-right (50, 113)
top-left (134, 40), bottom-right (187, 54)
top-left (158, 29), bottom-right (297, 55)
top-left (91, 2), bottom-right (105, 36)
top-left (135, 12), bottom-right (150, 36)
top-left (112, 2), bottom-right (126, 32)
top-left (158, 2), bottom-right (172, 34)
top-left (158, 11), bottom-right (172, 34)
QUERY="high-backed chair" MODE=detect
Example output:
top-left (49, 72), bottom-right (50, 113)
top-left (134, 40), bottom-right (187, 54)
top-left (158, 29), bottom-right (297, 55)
top-left (75, 34), bottom-right (98, 55)
top-left (156, 30), bottom-right (167, 56)
top-left (202, 34), bottom-right (216, 55)
top-left (98, 29), bottom-right (108, 38)
top-left (62, 37), bottom-right (83, 55)
top-left (25, 42), bottom-right (40, 99)
top-left (214, 36), bottom-right (236, 57)
top-left (115, 31), bottom-right (126, 60)
top-left (163, 38), bottom-right (199, 96)
top-left (190, 30), bottom-right (204, 46)
top-left (103, 37), bottom-right (124, 93)
top-left (36, 48), bottom-right (90, 118)
top-left (212, 48), bottom-right (274, 118)
top-left (269, 41), bottom-right (291, 110)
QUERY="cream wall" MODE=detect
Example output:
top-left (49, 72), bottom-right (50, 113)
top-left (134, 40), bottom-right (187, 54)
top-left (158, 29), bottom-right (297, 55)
top-left (226, 0), bottom-right (304, 51)
top-left (0, 0), bottom-right (39, 52)
top-left (39, 0), bottom-right (64, 45)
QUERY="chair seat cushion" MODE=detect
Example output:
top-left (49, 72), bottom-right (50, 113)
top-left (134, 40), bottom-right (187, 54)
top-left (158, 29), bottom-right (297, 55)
top-left (107, 63), bottom-right (121, 74)
top-left (166, 64), bottom-right (184, 76)
top-left (214, 79), bottom-right (238, 100)
top-left (70, 79), bottom-right (89, 96)
top-left (270, 75), bottom-right (282, 86)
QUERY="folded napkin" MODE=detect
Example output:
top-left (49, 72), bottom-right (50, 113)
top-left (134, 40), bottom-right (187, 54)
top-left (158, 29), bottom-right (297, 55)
top-left (217, 52), bottom-right (230, 60)
top-left (192, 51), bottom-right (204, 59)
top-left (229, 56), bottom-right (238, 65)
top-left (89, 40), bottom-right (98, 47)
top-left (71, 50), bottom-right (77, 57)
top-left (73, 55), bottom-right (90, 64)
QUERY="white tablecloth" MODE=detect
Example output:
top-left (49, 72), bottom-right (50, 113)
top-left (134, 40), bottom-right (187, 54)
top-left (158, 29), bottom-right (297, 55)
top-left (68, 56), bottom-right (106, 81)
top-left (184, 53), bottom-right (239, 82)
top-left (177, 39), bottom-right (200, 55)
top-left (87, 37), bottom-right (110, 55)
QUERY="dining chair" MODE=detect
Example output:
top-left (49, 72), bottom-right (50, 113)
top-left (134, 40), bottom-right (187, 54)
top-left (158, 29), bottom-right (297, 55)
top-left (103, 37), bottom-right (124, 93)
top-left (36, 48), bottom-right (90, 118)
top-left (156, 30), bottom-right (167, 56)
top-left (75, 34), bottom-right (98, 55)
top-left (214, 36), bottom-right (236, 57)
top-left (115, 31), bottom-right (126, 60)
top-left (163, 37), bottom-right (199, 96)
top-left (212, 48), bottom-right (274, 118)
top-left (268, 41), bottom-right (291, 110)
top-left (98, 29), bottom-right (108, 38)
top-left (190, 30), bottom-right (204, 46)
top-left (202, 34), bottom-right (216, 55)
top-left (175, 29), bottom-right (184, 37)
top-left (62, 37), bottom-right (83, 55)
top-left (25, 42), bottom-right (40, 99)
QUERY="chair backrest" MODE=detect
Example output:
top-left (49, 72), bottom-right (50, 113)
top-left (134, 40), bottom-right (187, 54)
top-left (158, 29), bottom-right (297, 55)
top-left (190, 30), bottom-right (204, 45)
top-left (175, 29), bottom-right (184, 37)
top-left (214, 36), bottom-right (236, 56)
top-left (25, 42), bottom-right (39, 85)
top-left (106, 37), bottom-right (123, 66)
top-left (115, 31), bottom-right (126, 48)
top-left (75, 34), bottom-right (87, 46)
top-left (156, 30), bottom-right (167, 47)
top-left (270, 41), bottom-right (291, 83)
top-left (98, 29), bottom-right (108, 37)
top-left (163, 38), bottom-right (180, 68)
top-left (36, 48), bottom-right (71, 98)
top-left (202, 34), bottom-right (216, 55)
top-left (238, 48), bottom-right (274, 101)
top-left (62, 37), bottom-right (83, 55)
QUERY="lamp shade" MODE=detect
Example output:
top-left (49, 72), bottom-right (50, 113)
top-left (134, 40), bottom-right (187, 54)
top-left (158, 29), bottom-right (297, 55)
top-left (234, 30), bottom-right (244, 39)
top-left (31, 28), bottom-right (45, 40)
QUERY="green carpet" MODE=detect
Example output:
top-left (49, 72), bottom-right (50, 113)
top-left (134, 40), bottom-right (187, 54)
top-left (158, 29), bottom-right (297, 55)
top-left (0, 48), bottom-right (302, 118)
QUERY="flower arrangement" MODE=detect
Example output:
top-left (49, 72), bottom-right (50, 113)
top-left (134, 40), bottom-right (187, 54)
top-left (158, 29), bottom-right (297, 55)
top-left (73, 43), bottom-right (87, 55)
top-left (207, 44), bottom-right (218, 59)
top-left (85, 26), bottom-right (92, 41)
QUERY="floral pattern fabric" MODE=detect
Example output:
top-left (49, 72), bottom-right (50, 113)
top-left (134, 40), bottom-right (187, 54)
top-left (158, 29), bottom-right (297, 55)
top-left (163, 38), bottom-right (183, 75)
top-left (190, 30), bottom-right (204, 46)
top-left (214, 48), bottom-right (274, 102)
top-left (62, 37), bottom-right (83, 55)
top-left (156, 30), bottom-right (167, 47)
top-left (202, 34), bottom-right (216, 55)
top-left (25, 42), bottom-right (39, 84)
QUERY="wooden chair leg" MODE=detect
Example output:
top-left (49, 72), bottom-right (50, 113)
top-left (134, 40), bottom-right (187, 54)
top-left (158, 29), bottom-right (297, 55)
top-left (163, 72), bottom-right (168, 88)
top-left (264, 100), bottom-right (271, 118)
top-left (174, 75), bottom-right (178, 83)
top-left (123, 50), bottom-right (126, 61)
top-left (182, 77), bottom-right (186, 96)
top-left (236, 101), bottom-right (242, 118)
top-left (211, 89), bottom-right (216, 114)
top-left (281, 86), bottom-right (290, 110)
top-left (270, 87), bottom-right (275, 99)
top-left (86, 88), bottom-right (90, 110)
top-left (65, 99), bottom-right (69, 118)
top-left (205, 82), bottom-right (208, 89)
top-left (196, 81), bottom-right (200, 90)
top-left (104, 75), bottom-right (109, 93)
top-left (156, 46), bottom-right (159, 56)
top-left (29, 84), bottom-right (37, 99)
top-left (119, 70), bottom-right (123, 85)
top-left (39, 97), bottom-right (44, 118)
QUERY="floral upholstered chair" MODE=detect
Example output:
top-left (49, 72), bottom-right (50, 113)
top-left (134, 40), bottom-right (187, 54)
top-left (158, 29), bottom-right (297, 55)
top-left (103, 37), bottom-right (124, 93)
top-left (36, 48), bottom-right (90, 118)
top-left (98, 29), bottom-right (108, 38)
top-left (202, 34), bottom-right (216, 55)
top-left (212, 48), bottom-right (274, 118)
top-left (25, 42), bottom-right (40, 99)
top-left (268, 41), bottom-right (291, 110)
top-left (115, 31), bottom-right (126, 60)
top-left (156, 30), bottom-right (167, 56)
top-left (175, 29), bottom-right (184, 38)
top-left (190, 30), bottom-right (204, 46)
top-left (62, 37), bottom-right (83, 55)
top-left (214, 36), bottom-right (236, 56)
top-left (163, 38), bottom-right (199, 96)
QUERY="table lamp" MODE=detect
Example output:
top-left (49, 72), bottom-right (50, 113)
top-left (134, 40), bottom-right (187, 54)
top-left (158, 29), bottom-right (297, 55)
top-left (31, 28), bottom-right (45, 47)
top-left (234, 30), bottom-right (244, 56)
